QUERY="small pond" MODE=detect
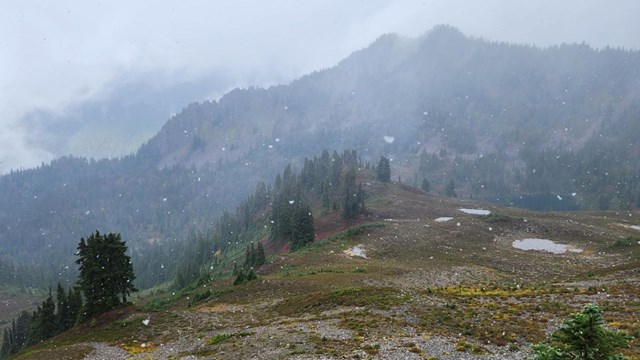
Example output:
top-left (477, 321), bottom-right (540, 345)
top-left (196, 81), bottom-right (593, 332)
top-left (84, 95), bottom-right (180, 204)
top-left (512, 238), bottom-right (583, 254)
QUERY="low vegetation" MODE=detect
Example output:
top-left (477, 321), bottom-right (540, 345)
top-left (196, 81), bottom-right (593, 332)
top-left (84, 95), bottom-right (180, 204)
top-left (4, 155), bottom-right (640, 359)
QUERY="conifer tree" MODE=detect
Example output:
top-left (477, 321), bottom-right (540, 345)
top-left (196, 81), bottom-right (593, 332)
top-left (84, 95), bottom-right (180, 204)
top-left (343, 167), bottom-right (366, 219)
top-left (445, 179), bottom-right (457, 197)
top-left (532, 304), bottom-right (631, 360)
top-left (13, 311), bottom-right (30, 353)
top-left (0, 329), bottom-right (10, 359)
top-left (376, 156), bottom-right (391, 183)
top-left (66, 287), bottom-right (82, 330)
top-left (256, 242), bottom-right (266, 266)
top-left (55, 283), bottom-right (67, 332)
top-left (291, 204), bottom-right (314, 251)
top-left (54, 284), bottom-right (81, 332)
top-left (39, 293), bottom-right (57, 340)
top-left (26, 292), bottom-right (56, 346)
top-left (76, 231), bottom-right (136, 318)
top-left (421, 178), bottom-right (431, 192)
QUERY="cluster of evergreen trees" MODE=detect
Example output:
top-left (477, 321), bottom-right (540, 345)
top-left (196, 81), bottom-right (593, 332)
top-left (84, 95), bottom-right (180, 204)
top-left (173, 181), bottom-right (271, 288)
top-left (272, 149), bottom-right (368, 250)
top-left (0, 284), bottom-right (81, 359)
top-left (298, 149), bottom-right (367, 217)
top-left (1, 231), bottom-right (136, 359)
top-left (0, 153), bottom-right (261, 290)
top-left (232, 241), bottom-right (266, 285)
top-left (270, 164), bottom-right (315, 251)
top-left (174, 149), bottom-right (370, 288)
top-left (0, 256), bottom-right (61, 291)
top-left (416, 97), bottom-right (640, 210)
top-left (243, 242), bottom-right (266, 269)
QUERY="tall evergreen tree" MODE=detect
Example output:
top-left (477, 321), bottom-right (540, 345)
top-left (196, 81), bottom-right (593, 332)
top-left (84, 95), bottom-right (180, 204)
top-left (75, 231), bottom-right (136, 318)
top-left (65, 287), bottom-right (82, 330)
top-left (343, 167), bottom-right (366, 219)
top-left (0, 329), bottom-right (10, 359)
top-left (26, 292), bottom-right (56, 346)
top-left (54, 283), bottom-right (81, 332)
top-left (376, 156), bottom-right (391, 183)
top-left (291, 204), bottom-right (314, 251)
top-left (39, 292), bottom-right (57, 340)
top-left (256, 242), bottom-right (266, 267)
top-left (13, 311), bottom-right (31, 353)
top-left (55, 283), bottom-right (68, 332)
top-left (421, 178), bottom-right (431, 192)
top-left (445, 179), bottom-right (457, 197)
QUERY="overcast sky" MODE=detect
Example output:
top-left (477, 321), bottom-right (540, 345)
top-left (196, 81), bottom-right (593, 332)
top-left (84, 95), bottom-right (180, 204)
top-left (2, 0), bottom-right (639, 173)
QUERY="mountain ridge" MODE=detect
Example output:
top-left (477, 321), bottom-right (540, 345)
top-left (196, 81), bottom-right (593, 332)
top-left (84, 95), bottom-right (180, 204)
top-left (1, 25), bottom-right (640, 291)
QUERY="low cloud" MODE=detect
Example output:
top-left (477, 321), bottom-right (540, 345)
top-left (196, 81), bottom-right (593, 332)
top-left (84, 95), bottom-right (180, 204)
top-left (1, 0), bottom-right (639, 173)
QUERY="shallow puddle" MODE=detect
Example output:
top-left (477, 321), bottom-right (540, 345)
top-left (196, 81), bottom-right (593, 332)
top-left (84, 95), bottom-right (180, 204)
top-left (512, 238), bottom-right (582, 254)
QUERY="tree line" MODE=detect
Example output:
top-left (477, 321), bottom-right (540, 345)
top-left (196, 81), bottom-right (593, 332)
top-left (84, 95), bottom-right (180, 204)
top-left (173, 149), bottom-right (371, 289)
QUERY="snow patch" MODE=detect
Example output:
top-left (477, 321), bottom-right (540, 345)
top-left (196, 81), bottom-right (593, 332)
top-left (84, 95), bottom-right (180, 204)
top-left (459, 208), bottom-right (491, 215)
top-left (142, 319), bottom-right (150, 326)
top-left (630, 225), bottom-right (640, 231)
top-left (435, 217), bottom-right (453, 222)
top-left (512, 238), bottom-right (583, 254)
top-left (344, 245), bottom-right (367, 259)
top-left (383, 135), bottom-right (395, 144)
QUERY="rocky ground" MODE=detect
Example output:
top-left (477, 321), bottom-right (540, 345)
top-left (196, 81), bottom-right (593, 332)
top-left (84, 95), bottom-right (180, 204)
top-left (13, 185), bottom-right (640, 359)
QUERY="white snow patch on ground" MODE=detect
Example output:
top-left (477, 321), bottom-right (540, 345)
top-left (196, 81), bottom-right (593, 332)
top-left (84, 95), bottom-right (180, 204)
top-left (435, 217), bottom-right (453, 222)
top-left (512, 238), bottom-right (583, 254)
top-left (459, 208), bottom-right (491, 215)
top-left (344, 245), bottom-right (367, 259)
top-left (630, 225), bottom-right (640, 231)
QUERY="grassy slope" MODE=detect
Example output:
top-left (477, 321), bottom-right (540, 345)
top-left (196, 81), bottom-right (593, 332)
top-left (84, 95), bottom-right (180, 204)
top-left (12, 181), bottom-right (640, 359)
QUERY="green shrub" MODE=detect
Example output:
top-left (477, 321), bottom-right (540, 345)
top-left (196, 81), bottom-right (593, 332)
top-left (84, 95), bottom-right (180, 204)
top-left (531, 304), bottom-right (631, 360)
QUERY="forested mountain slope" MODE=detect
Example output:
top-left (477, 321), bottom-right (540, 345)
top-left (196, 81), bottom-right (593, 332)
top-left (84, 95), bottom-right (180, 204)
top-left (141, 25), bottom-right (640, 207)
top-left (1, 25), bottom-right (639, 290)
top-left (6, 168), bottom-right (640, 359)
